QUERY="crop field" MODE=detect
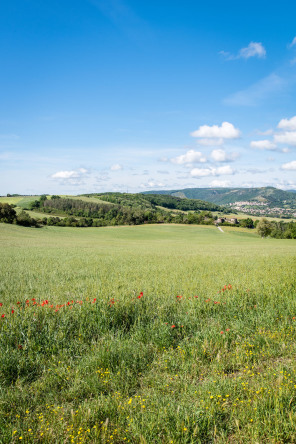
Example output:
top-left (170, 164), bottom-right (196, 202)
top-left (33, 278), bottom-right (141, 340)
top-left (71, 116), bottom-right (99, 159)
top-left (0, 223), bottom-right (296, 443)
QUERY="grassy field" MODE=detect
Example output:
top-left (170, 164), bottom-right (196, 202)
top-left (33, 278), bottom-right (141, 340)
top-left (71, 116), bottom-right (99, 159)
top-left (0, 223), bottom-right (296, 443)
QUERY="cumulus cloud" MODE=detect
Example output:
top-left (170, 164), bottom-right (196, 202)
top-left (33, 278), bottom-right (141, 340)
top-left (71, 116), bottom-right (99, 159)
top-left (51, 168), bottom-right (88, 179)
top-left (209, 180), bottom-right (231, 187)
top-left (110, 163), bottom-right (123, 171)
top-left (190, 165), bottom-right (234, 177)
top-left (220, 42), bottom-right (266, 60)
top-left (277, 116), bottom-right (296, 131)
top-left (210, 149), bottom-right (239, 162)
top-left (274, 131), bottom-right (296, 146)
top-left (191, 122), bottom-right (240, 139)
top-left (281, 160), bottom-right (296, 170)
top-left (171, 150), bottom-right (207, 165)
top-left (250, 140), bottom-right (277, 150)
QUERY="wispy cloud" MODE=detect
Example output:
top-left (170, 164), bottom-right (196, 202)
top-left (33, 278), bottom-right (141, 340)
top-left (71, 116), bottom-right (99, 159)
top-left (289, 37), bottom-right (296, 48)
top-left (220, 42), bottom-right (266, 61)
top-left (224, 73), bottom-right (285, 106)
top-left (89, 0), bottom-right (152, 41)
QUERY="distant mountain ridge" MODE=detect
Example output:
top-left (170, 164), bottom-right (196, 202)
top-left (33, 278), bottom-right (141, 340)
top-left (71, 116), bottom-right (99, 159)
top-left (143, 187), bottom-right (296, 208)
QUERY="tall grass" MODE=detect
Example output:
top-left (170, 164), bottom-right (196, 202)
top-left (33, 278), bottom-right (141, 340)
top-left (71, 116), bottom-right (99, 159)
top-left (0, 223), bottom-right (296, 443)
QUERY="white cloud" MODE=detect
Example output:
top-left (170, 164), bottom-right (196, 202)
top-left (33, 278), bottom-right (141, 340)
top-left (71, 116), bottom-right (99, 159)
top-left (289, 37), bottom-right (296, 48)
top-left (282, 147), bottom-right (291, 153)
top-left (209, 180), bottom-right (231, 187)
top-left (140, 181), bottom-right (165, 188)
top-left (51, 168), bottom-right (89, 182)
top-left (220, 42), bottom-right (266, 60)
top-left (281, 160), bottom-right (296, 170)
top-left (210, 149), bottom-right (239, 162)
top-left (171, 150), bottom-right (207, 165)
top-left (239, 42), bottom-right (266, 59)
top-left (191, 122), bottom-right (240, 139)
top-left (274, 131), bottom-right (296, 146)
top-left (250, 140), bottom-right (277, 150)
top-left (277, 116), bottom-right (296, 131)
top-left (190, 165), bottom-right (234, 177)
top-left (110, 164), bottom-right (123, 171)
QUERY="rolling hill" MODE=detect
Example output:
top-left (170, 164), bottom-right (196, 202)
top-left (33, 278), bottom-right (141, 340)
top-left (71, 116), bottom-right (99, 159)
top-left (143, 187), bottom-right (296, 208)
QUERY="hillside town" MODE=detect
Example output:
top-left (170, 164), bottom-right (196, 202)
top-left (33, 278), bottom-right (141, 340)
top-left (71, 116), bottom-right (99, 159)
top-left (228, 201), bottom-right (296, 218)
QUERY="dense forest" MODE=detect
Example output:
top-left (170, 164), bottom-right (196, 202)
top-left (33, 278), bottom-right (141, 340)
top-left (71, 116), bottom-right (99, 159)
top-left (29, 195), bottom-right (216, 226)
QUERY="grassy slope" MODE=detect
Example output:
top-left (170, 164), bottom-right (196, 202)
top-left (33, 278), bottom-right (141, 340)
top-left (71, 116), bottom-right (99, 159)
top-left (1, 223), bottom-right (296, 443)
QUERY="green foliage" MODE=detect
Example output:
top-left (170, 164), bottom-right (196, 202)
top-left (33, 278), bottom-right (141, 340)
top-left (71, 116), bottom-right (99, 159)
top-left (256, 218), bottom-right (272, 238)
top-left (16, 210), bottom-right (38, 227)
top-left (257, 218), bottom-right (273, 238)
top-left (0, 203), bottom-right (16, 223)
top-left (239, 217), bottom-right (255, 228)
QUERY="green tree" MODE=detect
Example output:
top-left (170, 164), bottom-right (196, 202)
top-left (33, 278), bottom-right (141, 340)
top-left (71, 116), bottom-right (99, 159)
top-left (240, 218), bottom-right (254, 228)
top-left (257, 218), bottom-right (272, 238)
top-left (0, 203), bottom-right (16, 223)
top-left (16, 210), bottom-right (37, 227)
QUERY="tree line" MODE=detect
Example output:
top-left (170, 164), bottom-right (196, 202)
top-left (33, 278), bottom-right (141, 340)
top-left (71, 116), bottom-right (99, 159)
top-left (1, 198), bottom-right (295, 237)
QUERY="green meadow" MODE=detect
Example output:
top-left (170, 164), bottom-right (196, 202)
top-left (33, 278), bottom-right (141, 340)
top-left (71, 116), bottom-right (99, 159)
top-left (0, 223), bottom-right (296, 443)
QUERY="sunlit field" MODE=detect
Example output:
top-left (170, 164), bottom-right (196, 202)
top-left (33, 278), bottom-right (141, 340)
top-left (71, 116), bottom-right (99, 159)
top-left (1, 223), bottom-right (296, 443)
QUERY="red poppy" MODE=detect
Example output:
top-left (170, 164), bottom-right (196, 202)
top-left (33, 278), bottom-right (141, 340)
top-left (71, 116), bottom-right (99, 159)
top-left (137, 292), bottom-right (143, 299)
top-left (171, 325), bottom-right (176, 328)
top-left (1, 314), bottom-right (5, 318)
top-left (0, 303), bottom-right (2, 307)
top-left (226, 328), bottom-right (230, 332)
top-left (11, 309), bottom-right (14, 314)
top-left (220, 331), bottom-right (224, 334)
top-left (17, 302), bottom-right (21, 305)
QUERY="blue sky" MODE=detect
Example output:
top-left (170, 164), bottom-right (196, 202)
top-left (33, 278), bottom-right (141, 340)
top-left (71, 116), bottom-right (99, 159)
top-left (1, 0), bottom-right (296, 195)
